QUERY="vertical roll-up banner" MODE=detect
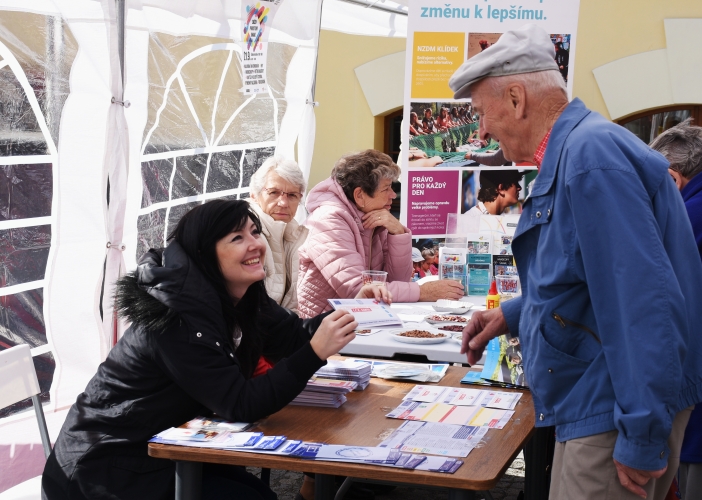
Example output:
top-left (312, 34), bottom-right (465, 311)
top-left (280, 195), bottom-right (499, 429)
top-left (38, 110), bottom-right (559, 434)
top-left (400, 0), bottom-right (580, 239)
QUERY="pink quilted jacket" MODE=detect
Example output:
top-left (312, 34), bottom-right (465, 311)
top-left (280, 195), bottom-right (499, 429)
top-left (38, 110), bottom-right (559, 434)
top-left (297, 177), bottom-right (420, 318)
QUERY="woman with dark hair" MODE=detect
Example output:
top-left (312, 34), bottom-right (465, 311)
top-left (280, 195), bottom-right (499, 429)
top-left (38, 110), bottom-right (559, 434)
top-left (42, 200), bottom-right (386, 500)
top-left (297, 150), bottom-right (463, 318)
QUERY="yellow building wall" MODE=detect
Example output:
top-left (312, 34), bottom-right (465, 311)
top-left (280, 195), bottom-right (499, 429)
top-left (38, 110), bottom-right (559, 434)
top-left (309, 30), bottom-right (405, 190)
top-left (573, 0), bottom-right (702, 119)
top-left (309, 1), bottom-right (702, 189)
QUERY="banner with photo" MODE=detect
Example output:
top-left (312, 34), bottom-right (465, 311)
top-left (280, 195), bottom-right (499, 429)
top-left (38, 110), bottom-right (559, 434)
top-left (400, 0), bottom-right (580, 238)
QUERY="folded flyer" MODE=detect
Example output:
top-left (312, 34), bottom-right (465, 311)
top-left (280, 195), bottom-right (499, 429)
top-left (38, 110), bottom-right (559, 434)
top-left (151, 428), bottom-right (264, 448)
top-left (289, 442), bottom-right (462, 473)
top-left (403, 385), bottom-right (522, 410)
top-left (184, 416), bottom-right (253, 432)
top-left (327, 299), bottom-right (402, 328)
top-left (386, 400), bottom-right (514, 429)
top-left (380, 420), bottom-right (488, 458)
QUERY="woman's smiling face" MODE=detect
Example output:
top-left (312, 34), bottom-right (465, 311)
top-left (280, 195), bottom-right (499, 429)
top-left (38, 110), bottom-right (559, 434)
top-left (215, 217), bottom-right (267, 299)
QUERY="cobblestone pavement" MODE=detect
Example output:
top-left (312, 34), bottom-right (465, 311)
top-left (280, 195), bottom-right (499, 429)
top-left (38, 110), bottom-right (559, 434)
top-left (249, 452), bottom-right (525, 500)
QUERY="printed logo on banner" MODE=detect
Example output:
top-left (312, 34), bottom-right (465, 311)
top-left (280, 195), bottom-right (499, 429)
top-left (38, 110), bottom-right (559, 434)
top-left (244, 2), bottom-right (270, 51)
top-left (241, 0), bottom-right (282, 94)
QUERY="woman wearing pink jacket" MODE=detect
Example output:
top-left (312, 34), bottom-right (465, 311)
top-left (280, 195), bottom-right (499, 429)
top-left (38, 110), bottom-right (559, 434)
top-left (297, 150), bottom-right (464, 318)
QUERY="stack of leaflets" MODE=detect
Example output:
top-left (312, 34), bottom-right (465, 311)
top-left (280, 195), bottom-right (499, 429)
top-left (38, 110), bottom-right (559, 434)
top-left (151, 428), bottom-right (287, 450)
top-left (369, 360), bottom-right (449, 383)
top-left (379, 420), bottom-right (487, 458)
top-left (150, 416), bottom-right (465, 474)
top-left (184, 416), bottom-right (253, 432)
top-left (314, 359), bottom-right (372, 390)
top-left (383, 384), bottom-right (522, 429)
top-left (290, 443), bottom-right (463, 473)
top-left (289, 377), bottom-right (358, 408)
top-left (327, 299), bottom-right (402, 328)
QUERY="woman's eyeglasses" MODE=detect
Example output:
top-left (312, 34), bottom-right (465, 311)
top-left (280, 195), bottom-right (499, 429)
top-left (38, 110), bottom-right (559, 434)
top-left (263, 187), bottom-right (302, 202)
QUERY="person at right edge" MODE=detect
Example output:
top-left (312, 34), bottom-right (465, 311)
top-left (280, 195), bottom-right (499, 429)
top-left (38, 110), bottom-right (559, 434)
top-left (450, 24), bottom-right (702, 500)
top-left (650, 119), bottom-right (702, 500)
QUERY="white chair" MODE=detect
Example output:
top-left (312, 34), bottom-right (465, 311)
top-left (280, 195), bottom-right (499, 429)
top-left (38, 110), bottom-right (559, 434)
top-left (0, 344), bottom-right (52, 500)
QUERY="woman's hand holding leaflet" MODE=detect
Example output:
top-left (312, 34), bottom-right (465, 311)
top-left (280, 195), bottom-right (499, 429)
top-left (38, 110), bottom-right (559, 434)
top-left (310, 310), bottom-right (357, 360)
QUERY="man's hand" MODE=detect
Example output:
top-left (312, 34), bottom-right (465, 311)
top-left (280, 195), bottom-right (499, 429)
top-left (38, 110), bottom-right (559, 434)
top-left (418, 279), bottom-right (464, 302)
top-left (461, 308), bottom-right (509, 365)
top-left (613, 459), bottom-right (667, 499)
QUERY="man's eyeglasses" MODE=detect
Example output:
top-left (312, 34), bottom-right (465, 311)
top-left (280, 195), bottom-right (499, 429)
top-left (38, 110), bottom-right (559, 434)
top-left (262, 187), bottom-right (302, 203)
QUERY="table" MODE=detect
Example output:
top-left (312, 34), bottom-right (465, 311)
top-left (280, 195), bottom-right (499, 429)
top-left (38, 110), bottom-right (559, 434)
top-left (339, 297), bottom-right (486, 364)
top-left (149, 365), bottom-right (535, 500)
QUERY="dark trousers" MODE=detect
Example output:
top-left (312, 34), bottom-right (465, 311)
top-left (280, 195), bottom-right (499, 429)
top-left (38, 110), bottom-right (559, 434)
top-left (203, 464), bottom-right (277, 500)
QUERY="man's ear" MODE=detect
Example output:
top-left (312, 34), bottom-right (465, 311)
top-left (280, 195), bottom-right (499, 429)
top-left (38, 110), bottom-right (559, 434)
top-left (669, 168), bottom-right (687, 191)
top-left (507, 83), bottom-right (527, 119)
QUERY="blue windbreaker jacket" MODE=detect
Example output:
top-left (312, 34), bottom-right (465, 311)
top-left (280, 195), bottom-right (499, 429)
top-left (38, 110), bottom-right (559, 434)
top-left (501, 98), bottom-right (702, 471)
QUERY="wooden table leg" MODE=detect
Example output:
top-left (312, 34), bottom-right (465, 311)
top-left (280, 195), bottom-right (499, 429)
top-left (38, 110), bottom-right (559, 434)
top-left (314, 473), bottom-right (336, 500)
top-left (447, 489), bottom-right (476, 500)
top-left (175, 460), bottom-right (202, 500)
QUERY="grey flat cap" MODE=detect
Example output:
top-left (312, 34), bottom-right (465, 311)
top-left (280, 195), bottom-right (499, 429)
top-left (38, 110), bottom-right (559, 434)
top-left (449, 24), bottom-right (559, 99)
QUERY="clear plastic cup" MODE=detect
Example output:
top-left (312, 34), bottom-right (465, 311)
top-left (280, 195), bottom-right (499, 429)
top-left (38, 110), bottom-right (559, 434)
top-left (362, 270), bottom-right (388, 286)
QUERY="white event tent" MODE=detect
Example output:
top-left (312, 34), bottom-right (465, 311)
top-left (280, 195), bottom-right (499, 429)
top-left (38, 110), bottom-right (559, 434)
top-left (0, 0), bottom-right (407, 492)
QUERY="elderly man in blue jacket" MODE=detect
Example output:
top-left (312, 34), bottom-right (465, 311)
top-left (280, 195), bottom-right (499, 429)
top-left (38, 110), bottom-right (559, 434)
top-left (452, 25), bottom-right (702, 500)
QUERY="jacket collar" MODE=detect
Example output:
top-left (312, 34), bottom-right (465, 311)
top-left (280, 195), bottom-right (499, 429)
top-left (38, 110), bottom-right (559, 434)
top-left (135, 242), bottom-right (228, 337)
top-left (247, 199), bottom-right (306, 242)
top-left (529, 98), bottom-right (590, 198)
top-left (683, 172), bottom-right (702, 203)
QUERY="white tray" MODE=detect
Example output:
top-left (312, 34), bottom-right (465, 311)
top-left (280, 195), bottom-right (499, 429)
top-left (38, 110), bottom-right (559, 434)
top-left (432, 300), bottom-right (474, 314)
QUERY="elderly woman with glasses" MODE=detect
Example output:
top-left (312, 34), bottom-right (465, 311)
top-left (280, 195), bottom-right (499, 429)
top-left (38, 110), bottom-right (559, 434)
top-left (249, 156), bottom-right (308, 313)
top-left (297, 149), bottom-right (464, 318)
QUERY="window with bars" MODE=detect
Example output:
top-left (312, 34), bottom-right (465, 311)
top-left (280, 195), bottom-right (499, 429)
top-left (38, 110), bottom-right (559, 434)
top-left (618, 106), bottom-right (702, 144)
top-left (137, 32), bottom-right (296, 259)
top-left (0, 10), bottom-right (77, 417)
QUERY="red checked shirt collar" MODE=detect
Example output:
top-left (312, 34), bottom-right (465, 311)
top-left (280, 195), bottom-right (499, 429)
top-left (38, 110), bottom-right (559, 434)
top-left (533, 129), bottom-right (552, 170)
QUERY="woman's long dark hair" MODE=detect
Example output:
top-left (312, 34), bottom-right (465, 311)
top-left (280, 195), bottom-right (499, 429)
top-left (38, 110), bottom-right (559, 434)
top-left (168, 199), bottom-right (268, 378)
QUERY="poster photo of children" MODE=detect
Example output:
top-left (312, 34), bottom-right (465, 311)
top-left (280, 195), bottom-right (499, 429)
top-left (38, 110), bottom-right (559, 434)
top-left (411, 238), bottom-right (442, 280)
top-left (407, 101), bottom-right (500, 168)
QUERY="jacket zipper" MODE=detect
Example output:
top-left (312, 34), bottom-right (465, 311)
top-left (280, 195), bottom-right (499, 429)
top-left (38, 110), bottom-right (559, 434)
top-left (551, 312), bottom-right (601, 344)
top-left (367, 227), bottom-right (375, 271)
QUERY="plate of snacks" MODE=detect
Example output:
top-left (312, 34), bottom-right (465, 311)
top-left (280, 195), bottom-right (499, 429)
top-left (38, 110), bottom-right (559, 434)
top-left (437, 324), bottom-right (465, 333)
top-left (432, 300), bottom-right (473, 315)
top-left (451, 332), bottom-right (463, 344)
top-left (425, 314), bottom-right (469, 324)
top-left (390, 329), bottom-right (449, 344)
